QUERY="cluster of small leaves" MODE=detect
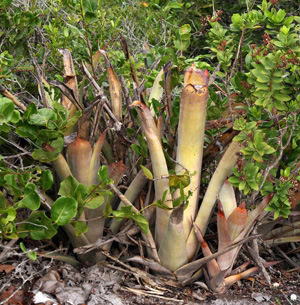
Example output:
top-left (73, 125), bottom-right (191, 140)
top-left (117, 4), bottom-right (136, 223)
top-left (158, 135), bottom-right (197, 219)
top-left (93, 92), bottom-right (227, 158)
top-left (0, 51), bottom-right (14, 85)
top-left (216, 2), bottom-right (300, 221)
top-left (0, 97), bottom-right (80, 163)
top-left (0, 163), bottom-right (114, 240)
top-left (131, 134), bottom-right (149, 167)
top-left (206, 22), bottom-right (234, 74)
top-left (0, 162), bottom-right (53, 240)
top-left (140, 164), bottom-right (193, 210)
top-left (51, 166), bottom-right (113, 236)
top-left (265, 168), bottom-right (300, 219)
top-left (234, 118), bottom-right (276, 163)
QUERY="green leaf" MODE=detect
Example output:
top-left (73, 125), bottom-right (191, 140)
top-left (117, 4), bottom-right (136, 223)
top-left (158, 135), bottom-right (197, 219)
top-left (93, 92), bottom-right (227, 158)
top-left (137, 134), bottom-right (148, 158)
top-left (179, 24), bottom-right (191, 36)
top-left (29, 108), bottom-right (57, 129)
top-left (74, 183), bottom-right (88, 204)
top-left (82, 0), bottom-right (98, 13)
top-left (32, 148), bottom-right (60, 162)
top-left (51, 196), bottom-right (77, 226)
top-left (62, 110), bottom-right (81, 134)
top-left (20, 242), bottom-right (37, 261)
top-left (11, 110), bottom-right (20, 123)
top-left (84, 11), bottom-right (97, 23)
top-left (85, 194), bottom-right (105, 209)
top-left (0, 98), bottom-right (15, 124)
top-left (104, 202), bottom-right (113, 218)
top-left (140, 165), bottom-right (153, 180)
top-left (257, 74), bottom-right (270, 83)
top-left (228, 176), bottom-right (240, 185)
top-left (233, 133), bottom-right (247, 142)
top-left (58, 175), bottom-right (79, 197)
top-left (16, 122), bottom-right (38, 140)
top-left (39, 169), bottom-right (53, 191)
top-left (0, 207), bottom-right (16, 224)
top-left (72, 220), bottom-right (88, 236)
top-left (273, 92), bottom-right (291, 102)
top-left (248, 181), bottom-right (259, 190)
top-left (18, 191), bottom-right (41, 211)
top-left (264, 146), bottom-right (276, 154)
top-left (131, 144), bottom-right (141, 156)
top-left (244, 184), bottom-right (250, 195)
top-left (98, 166), bottom-right (108, 184)
top-left (113, 206), bottom-right (149, 234)
top-left (169, 171), bottom-right (190, 189)
top-left (0, 191), bottom-right (6, 209)
top-left (37, 129), bottom-right (63, 140)
top-left (239, 181), bottom-right (246, 190)
top-left (174, 39), bottom-right (190, 51)
top-left (153, 199), bottom-right (172, 210)
top-left (273, 100), bottom-right (286, 111)
top-left (254, 132), bottom-right (263, 147)
top-left (23, 211), bottom-right (57, 240)
top-left (18, 185), bottom-right (41, 210)
top-left (168, 2), bottom-right (183, 9)
top-left (131, 212), bottom-right (149, 234)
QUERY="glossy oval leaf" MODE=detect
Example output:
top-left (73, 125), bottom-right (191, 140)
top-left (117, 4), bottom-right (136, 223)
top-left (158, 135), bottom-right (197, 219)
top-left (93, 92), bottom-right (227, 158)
top-left (51, 196), bottom-right (77, 226)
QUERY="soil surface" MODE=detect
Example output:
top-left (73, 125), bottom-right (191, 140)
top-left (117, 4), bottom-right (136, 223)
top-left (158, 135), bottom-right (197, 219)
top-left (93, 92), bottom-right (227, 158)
top-left (0, 238), bottom-right (299, 305)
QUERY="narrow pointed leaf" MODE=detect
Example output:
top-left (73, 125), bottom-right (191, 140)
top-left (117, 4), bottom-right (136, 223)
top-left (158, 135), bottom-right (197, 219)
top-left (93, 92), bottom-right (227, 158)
top-left (101, 51), bottom-right (122, 121)
top-left (89, 131), bottom-right (107, 185)
top-left (227, 201), bottom-right (247, 241)
top-left (59, 49), bottom-right (80, 135)
top-left (130, 101), bottom-right (172, 247)
top-left (194, 224), bottom-right (221, 279)
top-left (140, 165), bottom-right (153, 180)
top-left (186, 141), bottom-right (243, 260)
top-left (219, 179), bottom-right (237, 219)
top-left (164, 60), bottom-right (173, 117)
top-left (148, 68), bottom-right (164, 115)
top-left (217, 201), bottom-right (234, 272)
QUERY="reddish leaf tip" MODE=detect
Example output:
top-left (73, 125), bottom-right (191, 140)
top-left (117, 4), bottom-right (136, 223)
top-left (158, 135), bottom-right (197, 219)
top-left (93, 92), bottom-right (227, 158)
top-left (239, 201), bottom-right (246, 210)
top-left (218, 201), bottom-right (226, 218)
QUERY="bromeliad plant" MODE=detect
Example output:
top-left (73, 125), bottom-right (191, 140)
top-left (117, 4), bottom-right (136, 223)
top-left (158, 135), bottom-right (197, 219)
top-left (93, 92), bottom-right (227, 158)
top-left (0, 59), bottom-right (272, 287)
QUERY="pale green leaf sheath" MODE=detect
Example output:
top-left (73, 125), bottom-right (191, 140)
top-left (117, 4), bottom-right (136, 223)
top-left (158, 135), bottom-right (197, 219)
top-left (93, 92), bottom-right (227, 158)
top-left (67, 136), bottom-right (92, 187)
top-left (130, 101), bottom-right (172, 248)
top-left (158, 204), bottom-right (188, 271)
top-left (186, 140), bottom-right (243, 260)
top-left (173, 65), bottom-right (209, 241)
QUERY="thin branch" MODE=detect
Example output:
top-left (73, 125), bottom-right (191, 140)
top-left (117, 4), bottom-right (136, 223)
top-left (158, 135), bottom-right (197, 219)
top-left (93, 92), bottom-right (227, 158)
top-left (0, 85), bottom-right (27, 112)
top-left (225, 27), bottom-right (245, 114)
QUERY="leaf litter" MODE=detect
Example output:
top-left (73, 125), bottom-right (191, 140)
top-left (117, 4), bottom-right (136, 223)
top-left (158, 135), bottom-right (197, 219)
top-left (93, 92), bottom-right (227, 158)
top-left (1, 237), bottom-right (300, 305)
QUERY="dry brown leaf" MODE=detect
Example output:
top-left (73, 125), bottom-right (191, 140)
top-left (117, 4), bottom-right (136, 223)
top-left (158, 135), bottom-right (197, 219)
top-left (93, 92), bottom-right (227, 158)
top-left (0, 264), bottom-right (15, 274)
top-left (0, 286), bottom-right (24, 305)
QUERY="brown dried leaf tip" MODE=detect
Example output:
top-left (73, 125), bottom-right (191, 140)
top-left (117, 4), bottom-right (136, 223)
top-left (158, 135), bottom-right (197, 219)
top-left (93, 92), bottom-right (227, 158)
top-left (184, 63), bottom-right (209, 87)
